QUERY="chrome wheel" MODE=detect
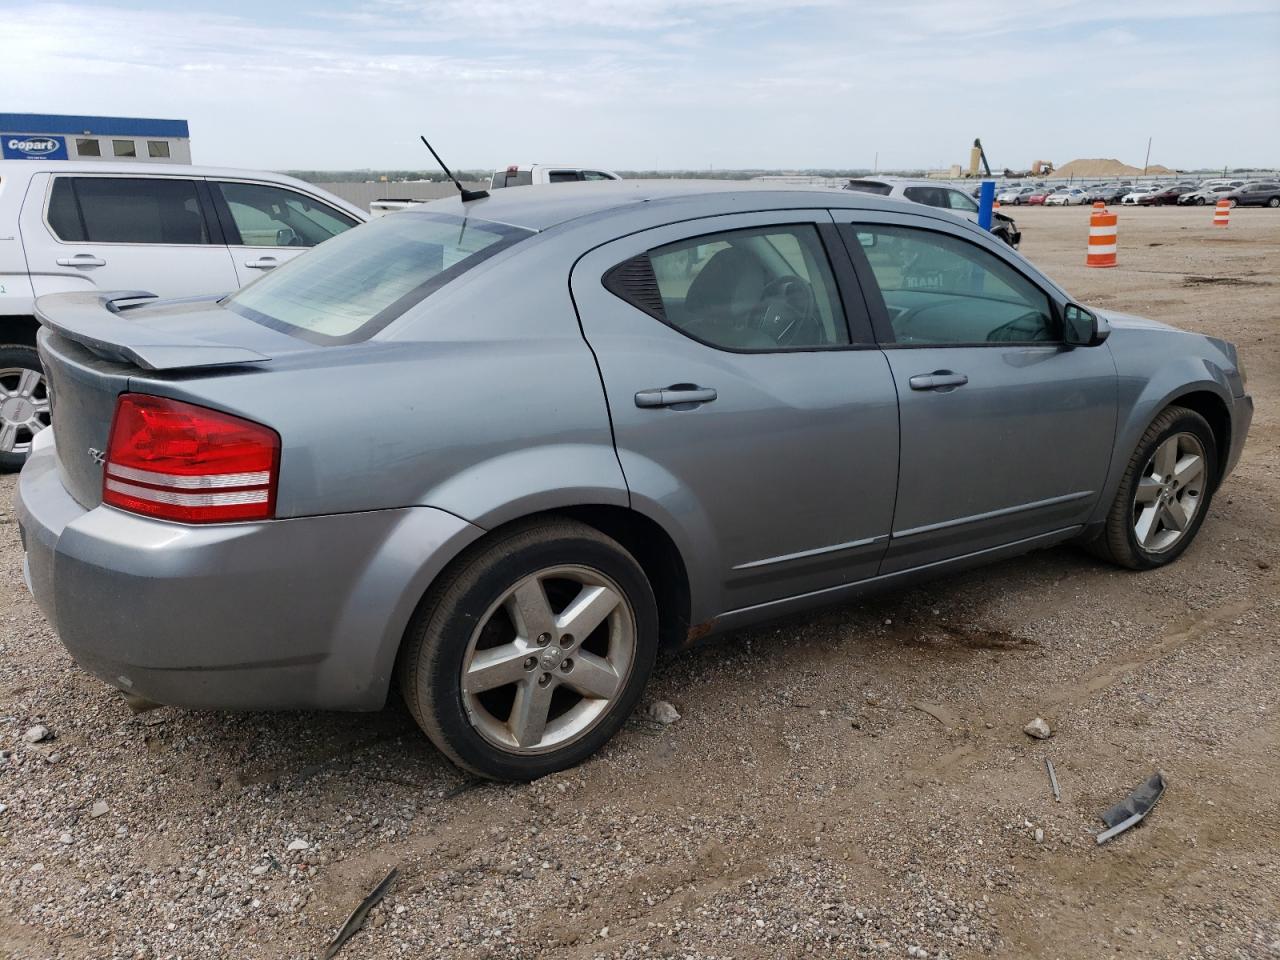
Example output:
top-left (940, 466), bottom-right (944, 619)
top-left (461, 564), bottom-right (636, 755)
top-left (1132, 432), bottom-right (1206, 554)
top-left (0, 367), bottom-right (50, 455)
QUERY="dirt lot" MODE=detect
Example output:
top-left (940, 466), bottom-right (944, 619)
top-left (1, 205), bottom-right (1277, 960)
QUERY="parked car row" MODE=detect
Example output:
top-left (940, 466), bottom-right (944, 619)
top-left (994, 177), bottom-right (1280, 209)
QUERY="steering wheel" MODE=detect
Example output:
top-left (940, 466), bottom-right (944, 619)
top-left (752, 276), bottom-right (819, 345)
top-left (986, 310), bottom-right (1050, 343)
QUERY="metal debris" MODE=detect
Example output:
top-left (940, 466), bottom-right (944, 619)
top-left (1096, 772), bottom-right (1166, 845)
top-left (1045, 759), bottom-right (1061, 802)
top-left (324, 867), bottom-right (400, 959)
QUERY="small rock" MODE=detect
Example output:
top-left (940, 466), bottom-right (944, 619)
top-left (648, 700), bottom-right (681, 725)
top-left (908, 947), bottom-right (929, 959)
top-left (1034, 828), bottom-right (1044, 843)
top-left (251, 863), bottom-right (270, 876)
top-left (90, 801), bottom-right (109, 819)
top-left (286, 839), bottom-right (310, 852)
top-left (1023, 718), bottom-right (1053, 740)
top-left (23, 725), bottom-right (51, 744)
top-left (599, 926), bottom-right (610, 938)
top-left (58, 832), bottom-right (73, 845)
top-left (1258, 560), bottom-right (1271, 570)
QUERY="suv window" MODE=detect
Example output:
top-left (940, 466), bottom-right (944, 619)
top-left (547, 171), bottom-right (581, 183)
top-left (46, 177), bottom-right (211, 245)
top-left (851, 225), bottom-right (1054, 345)
top-left (225, 211), bottom-right (531, 344)
top-left (946, 190), bottom-right (979, 212)
top-left (582, 171), bottom-right (613, 181)
top-left (610, 224), bottom-right (849, 351)
top-left (216, 181), bottom-right (357, 247)
top-left (903, 186), bottom-right (948, 208)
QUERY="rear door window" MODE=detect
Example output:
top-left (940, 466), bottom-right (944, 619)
top-left (607, 224), bottom-right (850, 351)
top-left (224, 211), bottom-right (532, 344)
top-left (46, 177), bottom-right (211, 244)
top-left (215, 181), bottom-right (358, 247)
top-left (547, 171), bottom-right (582, 183)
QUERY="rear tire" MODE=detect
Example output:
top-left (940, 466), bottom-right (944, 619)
top-left (398, 518), bottom-right (659, 781)
top-left (1268, 197), bottom-right (1280, 208)
top-left (1089, 406), bottom-right (1217, 570)
top-left (0, 345), bottom-right (50, 473)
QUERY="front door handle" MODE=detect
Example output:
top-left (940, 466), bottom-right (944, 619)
top-left (635, 384), bottom-right (718, 408)
top-left (244, 256), bottom-right (279, 269)
top-left (908, 370), bottom-right (969, 391)
top-left (56, 254), bottom-right (106, 267)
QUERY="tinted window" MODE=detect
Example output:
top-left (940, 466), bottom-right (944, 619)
top-left (225, 212), bottom-right (531, 344)
top-left (112, 139), bottom-right (136, 158)
top-left (632, 224), bottom-right (848, 351)
top-left (217, 181), bottom-right (357, 247)
top-left (852, 225), bottom-right (1054, 345)
top-left (903, 186), bottom-right (949, 208)
top-left (547, 171), bottom-right (581, 183)
top-left (147, 141), bottom-right (171, 159)
top-left (75, 138), bottom-right (100, 157)
top-left (844, 180), bottom-right (893, 196)
top-left (49, 177), bottom-right (210, 245)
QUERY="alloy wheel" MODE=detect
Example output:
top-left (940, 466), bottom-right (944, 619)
top-left (460, 564), bottom-right (636, 755)
top-left (0, 368), bottom-right (50, 455)
top-left (1132, 432), bottom-right (1206, 554)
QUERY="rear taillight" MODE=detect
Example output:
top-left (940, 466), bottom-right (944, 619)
top-left (102, 394), bottom-right (279, 524)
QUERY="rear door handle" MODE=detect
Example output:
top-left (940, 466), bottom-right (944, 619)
top-left (244, 256), bottom-right (279, 269)
top-left (635, 385), bottom-right (718, 408)
top-left (908, 370), bottom-right (969, 391)
top-left (56, 254), bottom-right (106, 267)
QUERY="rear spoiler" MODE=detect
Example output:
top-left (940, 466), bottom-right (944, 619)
top-left (34, 291), bottom-right (270, 371)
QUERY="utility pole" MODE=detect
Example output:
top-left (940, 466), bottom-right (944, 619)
top-left (1142, 137), bottom-right (1152, 177)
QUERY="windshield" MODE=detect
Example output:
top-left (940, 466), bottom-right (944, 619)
top-left (225, 211), bottom-right (532, 344)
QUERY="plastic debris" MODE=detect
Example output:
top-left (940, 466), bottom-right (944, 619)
top-left (1096, 772), bottom-right (1166, 845)
top-left (323, 866), bottom-right (399, 959)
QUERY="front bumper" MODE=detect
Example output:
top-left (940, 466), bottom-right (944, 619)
top-left (16, 431), bottom-right (484, 711)
top-left (1224, 393), bottom-right (1253, 482)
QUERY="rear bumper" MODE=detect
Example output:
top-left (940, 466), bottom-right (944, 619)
top-left (16, 431), bottom-right (484, 711)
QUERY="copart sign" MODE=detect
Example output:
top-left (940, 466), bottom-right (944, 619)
top-left (3, 134), bottom-right (68, 160)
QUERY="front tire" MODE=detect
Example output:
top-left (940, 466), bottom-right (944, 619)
top-left (398, 518), bottom-right (659, 781)
top-left (0, 346), bottom-right (51, 472)
top-left (1268, 197), bottom-right (1280, 208)
top-left (1090, 406), bottom-right (1217, 570)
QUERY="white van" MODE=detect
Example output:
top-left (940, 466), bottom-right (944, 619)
top-left (0, 161), bottom-right (366, 466)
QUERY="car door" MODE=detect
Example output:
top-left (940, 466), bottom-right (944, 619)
top-left (209, 179), bottom-right (360, 286)
top-left (830, 210), bottom-right (1117, 573)
top-left (19, 173), bottom-right (240, 299)
top-left (571, 211), bottom-right (900, 616)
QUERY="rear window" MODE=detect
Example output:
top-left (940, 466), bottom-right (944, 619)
top-left (844, 180), bottom-right (892, 196)
top-left (224, 211), bottom-right (532, 344)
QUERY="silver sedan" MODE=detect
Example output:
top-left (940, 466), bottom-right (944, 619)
top-left (18, 182), bottom-right (1252, 780)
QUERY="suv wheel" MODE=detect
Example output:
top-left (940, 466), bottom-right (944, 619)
top-left (0, 346), bottom-right (50, 472)
top-left (398, 518), bottom-right (659, 781)
top-left (1089, 406), bottom-right (1217, 570)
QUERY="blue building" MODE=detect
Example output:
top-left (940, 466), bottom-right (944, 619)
top-left (0, 113), bottom-right (191, 163)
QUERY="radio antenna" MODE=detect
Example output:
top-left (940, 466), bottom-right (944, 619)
top-left (420, 135), bottom-right (488, 202)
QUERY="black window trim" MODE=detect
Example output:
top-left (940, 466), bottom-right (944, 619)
top-left (835, 219), bottom-right (1065, 349)
top-left (601, 219), bottom-right (878, 355)
top-left (209, 178), bottom-right (360, 250)
top-left (43, 174), bottom-right (217, 248)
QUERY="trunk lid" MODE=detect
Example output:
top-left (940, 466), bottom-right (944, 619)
top-left (36, 291), bottom-right (308, 508)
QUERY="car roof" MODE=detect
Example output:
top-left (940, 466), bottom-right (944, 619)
top-left (417, 178), bottom-right (961, 232)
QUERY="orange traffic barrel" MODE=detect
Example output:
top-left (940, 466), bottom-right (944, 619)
top-left (993, 199), bottom-right (1001, 211)
top-left (1087, 204), bottom-right (1118, 268)
top-left (1213, 198), bottom-right (1230, 227)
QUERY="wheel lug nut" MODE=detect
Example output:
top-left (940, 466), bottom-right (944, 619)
top-left (523, 656), bottom-right (538, 671)
top-left (561, 634), bottom-right (574, 647)
top-left (538, 673), bottom-right (552, 687)
top-left (536, 633), bottom-right (551, 646)
top-left (560, 658), bottom-right (574, 673)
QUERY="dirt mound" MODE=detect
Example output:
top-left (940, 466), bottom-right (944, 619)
top-left (1055, 157), bottom-right (1177, 179)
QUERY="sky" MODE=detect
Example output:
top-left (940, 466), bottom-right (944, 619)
top-left (4, 0), bottom-right (1279, 172)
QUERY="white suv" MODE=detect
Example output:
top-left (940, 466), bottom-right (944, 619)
top-left (489, 164), bottom-right (621, 189)
top-left (843, 178), bottom-right (1021, 248)
top-left (0, 161), bottom-right (365, 467)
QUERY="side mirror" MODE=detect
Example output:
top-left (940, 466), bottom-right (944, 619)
top-left (1063, 303), bottom-right (1109, 347)
top-left (275, 226), bottom-right (299, 247)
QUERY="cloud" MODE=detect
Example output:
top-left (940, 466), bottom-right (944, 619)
top-left (2, 1), bottom-right (1276, 170)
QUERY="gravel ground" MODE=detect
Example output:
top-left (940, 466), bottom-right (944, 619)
top-left (1, 205), bottom-right (1278, 960)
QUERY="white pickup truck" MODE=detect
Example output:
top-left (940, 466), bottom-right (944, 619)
top-left (489, 164), bottom-right (621, 189)
top-left (0, 160), bottom-right (365, 467)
